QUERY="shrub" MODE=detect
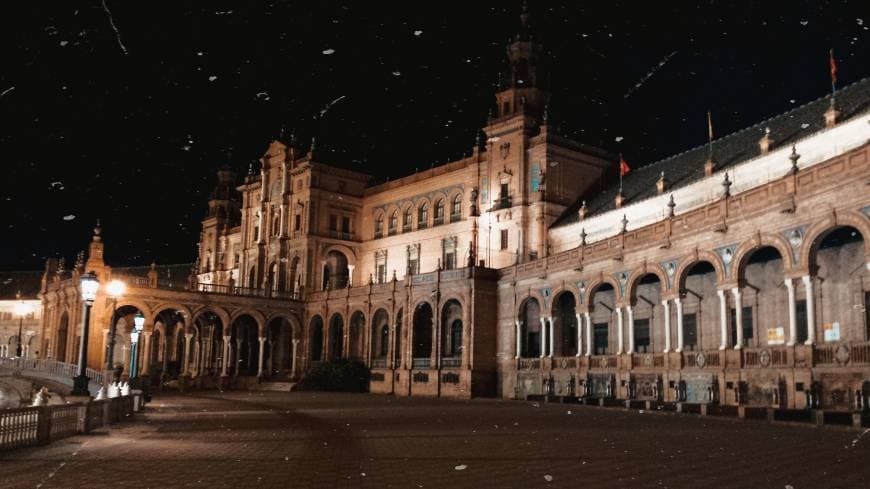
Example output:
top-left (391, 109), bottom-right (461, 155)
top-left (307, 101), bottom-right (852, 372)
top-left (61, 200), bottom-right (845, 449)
top-left (297, 359), bottom-right (370, 392)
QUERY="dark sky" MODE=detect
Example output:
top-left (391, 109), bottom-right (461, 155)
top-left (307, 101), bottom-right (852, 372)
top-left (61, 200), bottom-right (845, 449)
top-left (1, 1), bottom-right (867, 271)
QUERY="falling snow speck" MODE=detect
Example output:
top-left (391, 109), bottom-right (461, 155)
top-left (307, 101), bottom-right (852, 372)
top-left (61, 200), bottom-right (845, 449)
top-left (322, 48), bottom-right (335, 55)
top-left (62, 215), bottom-right (76, 221)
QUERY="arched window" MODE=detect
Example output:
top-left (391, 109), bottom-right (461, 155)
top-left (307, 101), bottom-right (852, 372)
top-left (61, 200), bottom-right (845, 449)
top-left (374, 215), bottom-right (384, 238)
top-left (451, 194), bottom-right (462, 221)
top-left (434, 199), bottom-right (445, 225)
top-left (418, 203), bottom-right (429, 229)
top-left (388, 210), bottom-right (398, 235)
top-left (402, 207), bottom-right (412, 231)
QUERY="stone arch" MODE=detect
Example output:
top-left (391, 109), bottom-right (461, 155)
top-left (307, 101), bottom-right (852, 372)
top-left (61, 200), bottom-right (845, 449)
top-left (190, 306), bottom-right (231, 331)
top-left (415, 197), bottom-right (431, 228)
top-left (151, 302), bottom-right (194, 324)
top-left (549, 284), bottom-right (581, 313)
top-left (551, 290), bottom-right (578, 356)
top-left (55, 310), bottom-right (70, 362)
top-left (625, 263), bottom-right (670, 302)
top-left (732, 234), bottom-right (795, 282)
top-left (266, 312), bottom-right (302, 339)
top-left (411, 301), bottom-right (434, 362)
top-left (371, 308), bottom-right (391, 360)
top-left (517, 289), bottom-right (548, 316)
top-left (348, 310), bottom-right (366, 361)
top-left (673, 251), bottom-right (726, 292)
top-left (309, 315), bottom-right (324, 361)
top-left (440, 299), bottom-right (463, 361)
top-left (800, 210), bottom-right (870, 270)
top-left (584, 275), bottom-right (622, 307)
top-left (113, 300), bottom-right (154, 324)
top-left (229, 309), bottom-right (267, 335)
top-left (328, 312), bottom-right (345, 360)
top-left (401, 203), bottom-right (414, 231)
top-left (517, 297), bottom-right (542, 358)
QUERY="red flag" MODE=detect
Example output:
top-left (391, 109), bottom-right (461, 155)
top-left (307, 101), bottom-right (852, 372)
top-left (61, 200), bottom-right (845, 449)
top-left (619, 155), bottom-right (631, 177)
top-left (829, 49), bottom-right (837, 85)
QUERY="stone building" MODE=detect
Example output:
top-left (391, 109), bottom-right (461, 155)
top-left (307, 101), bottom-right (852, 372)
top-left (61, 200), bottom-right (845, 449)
top-left (29, 14), bottom-right (870, 411)
top-left (0, 271), bottom-right (43, 358)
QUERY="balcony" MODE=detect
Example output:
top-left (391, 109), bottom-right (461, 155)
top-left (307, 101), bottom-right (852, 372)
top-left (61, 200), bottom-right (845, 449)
top-left (412, 358), bottom-right (431, 369)
top-left (371, 358), bottom-right (387, 369)
top-left (589, 355), bottom-right (618, 369)
top-left (518, 358), bottom-right (541, 370)
top-left (682, 350), bottom-right (722, 368)
top-left (814, 341), bottom-right (870, 366)
top-left (195, 283), bottom-right (301, 300)
top-left (490, 195), bottom-right (512, 211)
top-left (440, 357), bottom-right (461, 368)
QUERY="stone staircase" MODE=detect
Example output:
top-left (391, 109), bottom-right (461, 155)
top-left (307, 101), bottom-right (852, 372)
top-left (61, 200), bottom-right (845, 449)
top-left (251, 381), bottom-right (296, 392)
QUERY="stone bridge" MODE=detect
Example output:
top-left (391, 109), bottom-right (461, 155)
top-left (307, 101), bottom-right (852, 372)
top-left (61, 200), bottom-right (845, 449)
top-left (0, 358), bottom-right (106, 407)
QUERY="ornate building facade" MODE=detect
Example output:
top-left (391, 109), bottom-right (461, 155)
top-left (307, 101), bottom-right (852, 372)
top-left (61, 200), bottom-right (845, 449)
top-left (29, 17), bottom-right (870, 411)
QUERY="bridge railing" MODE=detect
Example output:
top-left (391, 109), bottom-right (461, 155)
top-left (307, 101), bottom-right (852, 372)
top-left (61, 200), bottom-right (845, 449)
top-left (0, 358), bottom-right (107, 387)
top-left (0, 396), bottom-right (136, 451)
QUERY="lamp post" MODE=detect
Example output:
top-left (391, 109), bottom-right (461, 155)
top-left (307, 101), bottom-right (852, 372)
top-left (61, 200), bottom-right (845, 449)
top-left (129, 312), bottom-right (145, 379)
top-left (71, 271), bottom-right (99, 396)
top-left (104, 279), bottom-right (126, 377)
top-left (13, 292), bottom-right (29, 358)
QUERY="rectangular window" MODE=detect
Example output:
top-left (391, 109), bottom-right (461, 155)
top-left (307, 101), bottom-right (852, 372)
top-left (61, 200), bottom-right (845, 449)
top-left (796, 300), bottom-right (808, 344)
top-left (341, 216), bottom-right (350, 234)
top-left (594, 323), bottom-right (609, 355)
top-left (634, 318), bottom-right (650, 353)
top-left (730, 307), bottom-right (754, 347)
top-left (294, 212), bottom-right (302, 231)
top-left (500, 229), bottom-right (509, 250)
top-left (329, 214), bottom-right (338, 231)
top-left (375, 250), bottom-right (388, 284)
top-left (683, 313), bottom-right (698, 351)
top-left (407, 245), bottom-right (420, 275)
top-left (377, 264), bottom-right (387, 284)
top-left (443, 238), bottom-right (457, 271)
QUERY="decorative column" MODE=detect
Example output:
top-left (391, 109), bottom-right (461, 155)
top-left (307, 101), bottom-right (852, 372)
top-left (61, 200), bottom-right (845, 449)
top-left (234, 338), bottom-right (243, 376)
top-left (731, 288), bottom-right (743, 349)
top-left (221, 335), bottom-right (231, 376)
top-left (674, 298), bottom-right (684, 353)
top-left (802, 275), bottom-right (815, 345)
top-left (347, 265), bottom-right (355, 287)
top-left (626, 305), bottom-right (635, 354)
top-left (615, 307), bottom-right (624, 354)
top-left (291, 339), bottom-right (300, 378)
top-left (539, 317), bottom-right (547, 358)
top-left (584, 312), bottom-right (592, 356)
top-left (717, 290), bottom-right (728, 350)
top-left (257, 336), bottom-right (266, 377)
top-left (785, 278), bottom-right (797, 346)
top-left (575, 314), bottom-right (583, 357)
top-left (183, 333), bottom-right (193, 375)
top-left (515, 320), bottom-right (522, 359)
top-left (141, 331), bottom-right (152, 374)
top-left (662, 300), bottom-right (671, 353)
top-left (547, 317), bottom-right (554, 358)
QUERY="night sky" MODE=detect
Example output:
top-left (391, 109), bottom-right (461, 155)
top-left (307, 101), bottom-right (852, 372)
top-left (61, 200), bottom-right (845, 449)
top-left (1, 1), bottom-right (867, 271)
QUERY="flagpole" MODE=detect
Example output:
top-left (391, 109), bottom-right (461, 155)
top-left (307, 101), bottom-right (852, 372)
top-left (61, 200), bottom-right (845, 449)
top-left (618, 152), bottom-right (623, 192)
top-left (707, 110), bottom-right (713, 162)
top-left (829, 48), bottom-right (836, 97)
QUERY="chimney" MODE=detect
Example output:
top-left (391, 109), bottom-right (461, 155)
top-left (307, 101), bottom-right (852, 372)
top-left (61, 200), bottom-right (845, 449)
top-left (656, 171), bottom-right (667, 194)
top-left (824, 98), bottom-right (838, 128)
top-left (704, 159), bottom-right (715, 177)
top-left (758, 127), bottom-right (772, 155)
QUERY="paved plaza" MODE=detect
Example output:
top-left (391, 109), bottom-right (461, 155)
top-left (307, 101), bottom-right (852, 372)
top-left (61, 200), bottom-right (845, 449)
top-left (2, 392), bottom-right (869, 489)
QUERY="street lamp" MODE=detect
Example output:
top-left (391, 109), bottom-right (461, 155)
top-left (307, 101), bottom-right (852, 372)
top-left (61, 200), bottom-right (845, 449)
top-left (104, 279), bottom-right (126, 376)
top-left (13, 292), bottom-right (29, 358)
top-left (129, 312), bottom-right (145, 379)
top-left (71, 271), bottom-right (99, 396)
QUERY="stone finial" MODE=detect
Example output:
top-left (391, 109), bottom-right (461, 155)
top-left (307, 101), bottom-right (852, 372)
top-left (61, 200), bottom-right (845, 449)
top-left (93, 219), bottom-right (102, 242)
top-left (620, 214), bottom-right (628, 233)
top-left (578, 200), bottom-right (587, 221)
top-left (667, 194), bottom-right (676, 217)
top-left (722, 172), bottom-right (732, 197)
top-left (824, 98), bottom-right (838, 128)
top-left (789, 144), bottom-right (801, 174)
top-left (758, 127), bottom-right (772, 155)
top-left (580, 227), bottom-right (587, 246)
top-left (656, 171), bottom-right (667, 194)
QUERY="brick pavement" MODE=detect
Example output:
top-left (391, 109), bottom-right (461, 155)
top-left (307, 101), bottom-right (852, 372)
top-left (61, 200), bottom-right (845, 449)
top-left (2, 392), bottom-right (869, 489)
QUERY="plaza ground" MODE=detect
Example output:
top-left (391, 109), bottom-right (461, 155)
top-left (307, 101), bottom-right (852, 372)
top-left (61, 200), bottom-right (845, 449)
top-left (2, 391), bottom-right (869, 489)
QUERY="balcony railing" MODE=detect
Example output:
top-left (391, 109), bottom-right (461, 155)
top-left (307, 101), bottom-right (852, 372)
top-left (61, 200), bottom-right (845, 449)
top-left (412, 358), bottom-right (431, 369)
top-left (440, 357), bottom-right (461, 368)
top-left (371, 358), bottom-right (387, 369)
top-left (814, 341), bottom-right (870, 366)
top-left (552, 357), bottom-right (577, 369)
top-left (195, 283), bottom-right (301, 300)
top-left (589, 355), bottom-right (618, 369)
top-left (518, 358), bottom-right (541, 370)
top-left (683, 350), bottom-right (722, 368)
top-left (490, 196), bottom-right (512, 211)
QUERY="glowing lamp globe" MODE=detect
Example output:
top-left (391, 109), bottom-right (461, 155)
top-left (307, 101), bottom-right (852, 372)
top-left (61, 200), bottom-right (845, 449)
top-left (80, 272), bottom-right (100, 303)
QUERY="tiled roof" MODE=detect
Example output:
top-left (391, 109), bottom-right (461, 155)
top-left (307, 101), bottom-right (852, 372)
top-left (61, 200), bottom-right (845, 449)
top-left (0, 271), bottom-right (44, 300)
top-left (552, 77), bottom-right (870, 228)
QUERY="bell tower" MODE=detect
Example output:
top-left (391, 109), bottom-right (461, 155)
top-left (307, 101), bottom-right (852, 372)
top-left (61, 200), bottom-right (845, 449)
top-left (494, 2), bottom-right (550, 121)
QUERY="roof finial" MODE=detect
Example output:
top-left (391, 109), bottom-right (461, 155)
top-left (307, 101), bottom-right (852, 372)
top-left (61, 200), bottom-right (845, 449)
top-left (93, 219), bottom-right (102, 242)
top-left (667, 194), bottom-right (676, 217)
top-left (789, 144), bottom-right (801, 174)
top-left (580, 227), bottom-right (587, 246)
top-left (722, 172), bottom-right (732, 197)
